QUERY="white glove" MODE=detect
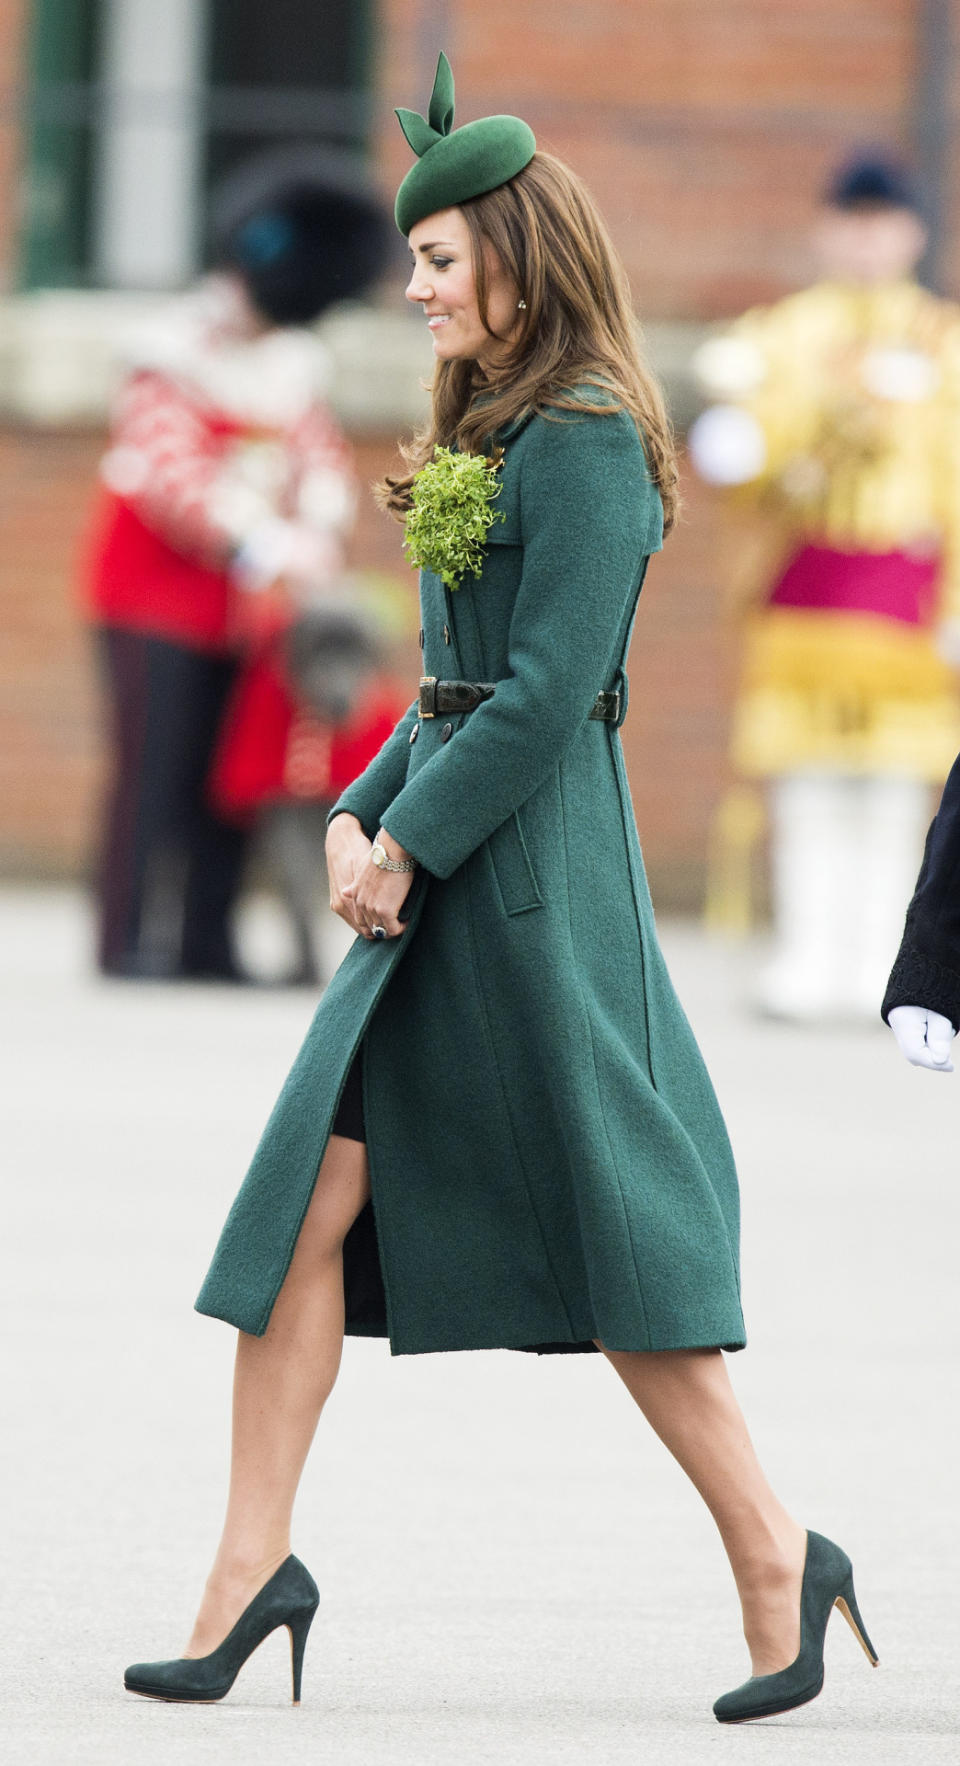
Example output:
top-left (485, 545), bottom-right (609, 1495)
top-left (230, 518), bottom-right (342, 594)
top-left (887, 1004), bottom-right (956, 1072)
top-left (687, 405), bottom-right (767, 486)
top-left (935, 616), bottom-right (960, 668)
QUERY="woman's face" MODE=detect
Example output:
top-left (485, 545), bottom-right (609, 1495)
top-left (405, 207), bottom-right (521, 365)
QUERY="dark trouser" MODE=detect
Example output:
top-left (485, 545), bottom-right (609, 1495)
top-left (95, 625), bottom-right (248, 978)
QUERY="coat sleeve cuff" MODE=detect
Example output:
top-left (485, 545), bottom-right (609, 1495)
top-left (326, 798), bottom-right (377, 841)
top-left (881, 939), bottom-right (960, 1032)
top-left (376, 801), bottom-right (447, 878)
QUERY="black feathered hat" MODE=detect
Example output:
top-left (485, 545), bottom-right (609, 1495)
top-left (825, 152), bottom-right (923, 215)
top-left (210, 145), bottom-right (392, 326)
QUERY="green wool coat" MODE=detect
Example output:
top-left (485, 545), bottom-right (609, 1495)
top-left (196, 402), bottom-right (746, 1356)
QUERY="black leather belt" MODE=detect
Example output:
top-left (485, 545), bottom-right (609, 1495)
top-left (418, 675), bottom-right (621, 723)
top-left (418, 676), bottom-right (496, 717)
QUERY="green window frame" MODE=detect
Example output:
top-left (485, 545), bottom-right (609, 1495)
top-left (19, 0), bottom-right (375, 291)
top-left (20, 0), bottom-right (99, 288)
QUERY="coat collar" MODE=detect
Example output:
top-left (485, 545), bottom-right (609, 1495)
top-left (496, 408), bottom-right (536, 442)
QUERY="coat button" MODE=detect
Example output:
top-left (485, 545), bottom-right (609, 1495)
top-left (418, 627), bottom-right (424, 648)
top-left (409, 724), bottom-right (419, 744)
top-left (440, 722), bottom-right (453, 742)
top-left (443, 623), bottom-right (450, 644)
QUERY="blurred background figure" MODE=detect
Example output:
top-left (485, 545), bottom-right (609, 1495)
top-left (79, 150), bottom-right (391, 981)
top-left (209, 586), bottom-right (410, 985)
top-left (690, 153), bottom-right (960, 1021)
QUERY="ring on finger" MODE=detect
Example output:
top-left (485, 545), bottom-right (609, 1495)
top-left (371, 923), bottom-right (387, 941)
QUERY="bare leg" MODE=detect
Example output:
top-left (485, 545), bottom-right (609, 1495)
top-left (184, 1133), bottom-right (370, 1656)
top-left (598, 1345), bottom-right (807, 1677)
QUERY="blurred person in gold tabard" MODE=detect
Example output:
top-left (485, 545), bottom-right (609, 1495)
top-left (691, 155), bottom-right (960, 1020)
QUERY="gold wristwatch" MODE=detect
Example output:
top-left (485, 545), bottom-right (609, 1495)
top-left (371, 841), bottom-right (418, 874)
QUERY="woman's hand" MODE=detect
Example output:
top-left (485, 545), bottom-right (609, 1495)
top-left (341, 826), bottom-right (416, 941)
top-left (326, 813), bottom-right (374, 936)
top-left (326, 817), bottom-right (415, 940)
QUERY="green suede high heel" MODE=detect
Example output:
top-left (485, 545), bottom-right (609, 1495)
top-left (713, 1530), bottom-right (878, 1724)
top-left (124, 1555), bottom-right (320, 1704)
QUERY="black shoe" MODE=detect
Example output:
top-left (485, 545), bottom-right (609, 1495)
top-left (124, 1556), bottom-right (320, 1704)
top-left (713, 1531), bottom-right (878, 1724)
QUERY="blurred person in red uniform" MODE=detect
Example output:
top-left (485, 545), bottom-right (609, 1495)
top-left (81, 153), bottom-right (390, 980)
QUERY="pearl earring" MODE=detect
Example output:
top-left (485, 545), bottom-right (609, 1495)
top-left (517, 299), bottom-right (527, 310)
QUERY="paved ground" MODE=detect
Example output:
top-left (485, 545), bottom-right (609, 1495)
top-left (3, 885), bottom-right (958, 1765)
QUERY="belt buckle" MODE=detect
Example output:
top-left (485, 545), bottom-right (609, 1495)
top-left (590, 688), bottom-right (621, 722)
top-left (418, 675), bottom-right (437, 719)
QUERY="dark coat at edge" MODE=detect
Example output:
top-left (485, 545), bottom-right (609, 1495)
top-left (883, 752), bottom-right (960, 1028)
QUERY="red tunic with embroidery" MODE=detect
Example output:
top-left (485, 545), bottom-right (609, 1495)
top-left (81, 363), bottom-right (407, 802)
top-left (80, 366), bottom-right (354, 651)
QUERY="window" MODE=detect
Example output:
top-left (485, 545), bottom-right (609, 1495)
top-left (20, 0), bottom-right (375, 291)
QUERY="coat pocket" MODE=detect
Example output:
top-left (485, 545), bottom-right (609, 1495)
top-left (487, 809), bottom-right (544, 915)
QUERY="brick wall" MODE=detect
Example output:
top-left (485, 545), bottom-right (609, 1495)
top-left (0, 0), bottom-right (27, 291)
top-left (0, 427), bottom-right (103, 874)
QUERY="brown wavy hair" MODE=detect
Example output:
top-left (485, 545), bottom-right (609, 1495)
top-left (378, 150), bottom-right (678, 533)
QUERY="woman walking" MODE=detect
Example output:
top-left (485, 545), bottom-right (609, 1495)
top-left (125, 56), bottom-right (877, 1724)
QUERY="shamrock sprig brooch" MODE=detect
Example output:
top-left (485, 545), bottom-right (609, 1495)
top-left (403, 446), bottom-right (504, 590)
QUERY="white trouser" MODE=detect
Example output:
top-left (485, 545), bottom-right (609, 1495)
top-left (760, 772), bottom-right (931, 1019)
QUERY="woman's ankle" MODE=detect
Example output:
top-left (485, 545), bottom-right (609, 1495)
top-left (726, 1513), bottom-right (805, 1584)
top-left (206, 1542), bottom-right (291, 1592)
top-left (183, 1545), bottom-right (292, 1658)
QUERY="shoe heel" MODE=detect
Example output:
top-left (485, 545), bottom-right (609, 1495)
top-left (835, 1576), bottom-right (878, 1666)
top-left (287, 1605), bottom-right (317, 1704)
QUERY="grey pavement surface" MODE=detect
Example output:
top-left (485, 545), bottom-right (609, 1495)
top-left (2, 885), bottom-right (958, 1766)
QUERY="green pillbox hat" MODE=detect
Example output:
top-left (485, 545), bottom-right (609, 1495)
top-left (394, 53), bottom-right (536, 236)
